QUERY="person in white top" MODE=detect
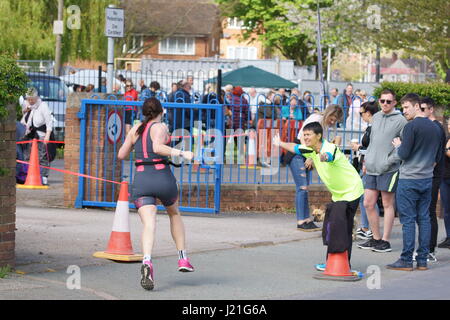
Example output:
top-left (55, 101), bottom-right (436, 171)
top-left (248, 87), bottom-right (258, 123)
top-left (20, 87), bottom-right (53, 185)
top-left (297, 105), bottom-right (343, 147)
top-left (345, 93), bottom-right (368, 133)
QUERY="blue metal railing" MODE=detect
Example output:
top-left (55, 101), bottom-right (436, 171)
top-left (74, 92), bottom-right (373, 211)
top-left (75, 98), bottom-right (223, 214)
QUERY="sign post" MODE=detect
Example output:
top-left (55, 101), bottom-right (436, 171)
top-left (105, 5), bottom-right (124, 93)
top-left (53, 0), bottom-right (64, 76)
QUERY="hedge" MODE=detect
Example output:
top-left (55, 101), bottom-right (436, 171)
top-left (0, 55), bottom-right (28, 119)
top-left (372, 82), bottom-right (450, 117)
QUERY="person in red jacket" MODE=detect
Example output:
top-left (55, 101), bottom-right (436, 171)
top-left (124, 80), bottom-right (139, 135)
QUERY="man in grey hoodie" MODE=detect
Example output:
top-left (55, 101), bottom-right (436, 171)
top-left (358, 89), bottom-right (407, 253)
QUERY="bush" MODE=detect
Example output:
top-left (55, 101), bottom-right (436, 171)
top-left (0, 55), bottom-right (28, 119)
top-left (372, 82), bottom-right (450, 117)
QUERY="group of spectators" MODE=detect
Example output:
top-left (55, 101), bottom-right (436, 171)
top-left (279, 87), bottom-right (449, 271)
top-left (118, 78), bottom-right (385, 175)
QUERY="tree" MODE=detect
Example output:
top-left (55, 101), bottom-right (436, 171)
top-left (0, 55), bottom-right (28, 119)
top-left (371, 0), bottom-right (449, 80)
top-left (331, 51), bottom-right (364, 81)
top-left (0, 0), bottom-right (120, 64)
top-left (215, 0), bottom-right (334, 66)
top-left (216, 0), bottom-right (449, 80)
top-left (61, 0), bottom-right (121, 63)
top-left (0, 0), bottom-right (55, 59)
top-left (319, 0), bottom-right (449, 80)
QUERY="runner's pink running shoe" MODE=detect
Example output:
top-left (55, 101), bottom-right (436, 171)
top-left (178, 258), bottom-right (194, 272)
top-left (140, 261), bottom-right (154, 290)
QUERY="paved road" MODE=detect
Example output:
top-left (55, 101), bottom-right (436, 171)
top-left (2, 205), bottom-right (450, 301)
top-left (8, 159), bottom-right (450, 304)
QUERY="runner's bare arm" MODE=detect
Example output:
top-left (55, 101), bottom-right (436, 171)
top-left (151, 123), bottom-right (193, 160)
top-left (118, 125), bottom-right (138, 160)
top-left (273, 134), bottom-right (296, 153)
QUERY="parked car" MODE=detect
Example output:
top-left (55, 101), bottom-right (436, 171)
top-left (24, 72), bottom-right (68, 143)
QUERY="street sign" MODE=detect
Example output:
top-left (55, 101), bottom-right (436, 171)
top-left (105, 7), bottom-right (124, 38)
top-left (107, 110), bottom-right (123, 144)
top-left (53, 20), bottom-right (64, 35)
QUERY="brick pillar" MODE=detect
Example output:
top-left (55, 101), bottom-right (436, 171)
top-left (63, 93), bottom-right (82, 207)
top-left (64, 93), bottom-right (123, 207)
top-left (0, 104), bottom-right (17, 267)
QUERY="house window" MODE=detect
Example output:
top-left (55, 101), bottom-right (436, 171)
top-left (227, 46), bottom-right (257, 60)
top-left (159, 37), bottom-right (195, 55)
top-left (127, 35), bottom-right (144, 54)
top-left (227, 17), bottom-right (244, 29)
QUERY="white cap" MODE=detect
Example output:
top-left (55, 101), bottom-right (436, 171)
top-left (25, 87), bottom-right (38, 98)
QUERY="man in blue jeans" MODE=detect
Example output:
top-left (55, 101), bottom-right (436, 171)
top-left (388, 93), bottom-right (442, 271)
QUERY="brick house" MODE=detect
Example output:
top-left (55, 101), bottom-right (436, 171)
top-left (121, 0), bottom-right (222, 64)
top-left (368, 53), bottom-right (436, 83)
top-left (220, 17), bottom-right (267, 60)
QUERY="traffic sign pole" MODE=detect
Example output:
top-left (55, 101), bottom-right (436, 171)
top-left (105, 5), bottom-right (124, 93)
top-left (107, 36), bottom-right (114, 93)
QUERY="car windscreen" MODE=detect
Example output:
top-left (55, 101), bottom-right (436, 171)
top-left (28, 76), bottom-right (68, 102)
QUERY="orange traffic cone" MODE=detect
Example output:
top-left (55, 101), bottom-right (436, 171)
top-left (247, 129), bottom-right (258, 167)
top-left (313, 251), bottom-right (361, 281)
top-left (17, 139), bottom-right (49, 189)
top-left (93, 181), bottom-right (142, 262)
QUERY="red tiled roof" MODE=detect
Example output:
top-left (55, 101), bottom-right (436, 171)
top-left (122, 0), bottom-right (221, 36)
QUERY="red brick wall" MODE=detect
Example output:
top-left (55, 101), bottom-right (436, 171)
top-left (64, 93), bottom-right (122, 207)
top-left (181, 183), bottom-right (442, 216)
top-left (176, 184), bottom-right (331, 213)
top-left (0, 104), bottom-right (16, 267)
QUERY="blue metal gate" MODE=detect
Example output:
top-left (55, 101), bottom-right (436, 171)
top-left (74, 98), bottom-right (224, 214)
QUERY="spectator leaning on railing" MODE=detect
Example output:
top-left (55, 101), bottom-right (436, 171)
top-left (281, 104), bottom-right (343, 231)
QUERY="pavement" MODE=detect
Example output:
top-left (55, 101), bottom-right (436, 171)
top-left (3, 206), bottom-right (450, 302)
top-left (4, 159), bottom-right (450, 302)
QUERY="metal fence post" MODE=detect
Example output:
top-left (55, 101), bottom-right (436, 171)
top-left (75, 100), bottom-right (87, 208)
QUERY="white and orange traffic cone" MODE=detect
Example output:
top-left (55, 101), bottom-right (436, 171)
top-left (247, 129), bottom-right (258, 167)
top-left (240, 129), bottom-right (260, 169)
top-left (17, 139), bottom-right (49, 189)
top-left (93, 181), bottom-right (142, 262)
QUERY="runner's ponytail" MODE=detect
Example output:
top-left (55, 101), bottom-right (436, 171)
top-left (136, 97), bottom-right (164, 136)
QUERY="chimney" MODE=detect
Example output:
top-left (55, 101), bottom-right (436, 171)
top-left (392, 52), bottom-right (398, 63)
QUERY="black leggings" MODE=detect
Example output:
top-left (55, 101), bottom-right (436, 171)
top-left (132, 167), bottom-right (178, 209)
top-left (324, 197), bottom-right (360, 262)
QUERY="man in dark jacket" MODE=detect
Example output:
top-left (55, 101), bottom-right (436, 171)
top-left (168, 80), bottom-right (192, 132)
top-left (387, 93), bottom-right (442, 271)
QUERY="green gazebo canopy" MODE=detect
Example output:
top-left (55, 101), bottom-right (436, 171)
top-left (205, 65), bottom-right (297, 88)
